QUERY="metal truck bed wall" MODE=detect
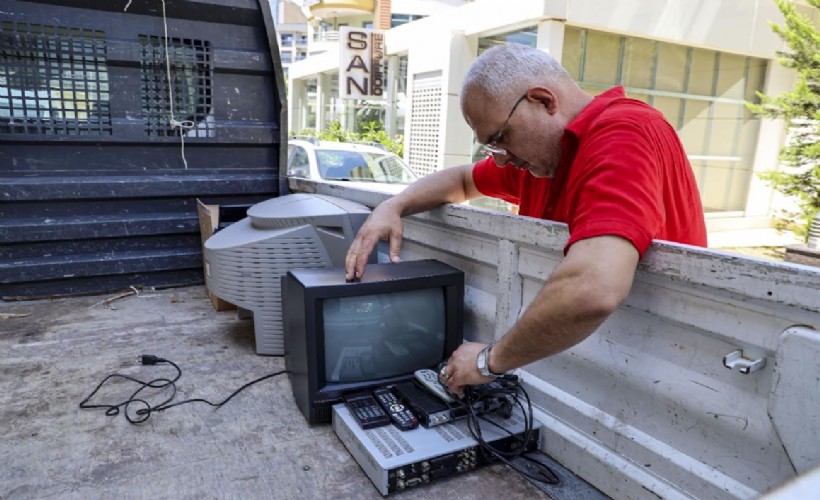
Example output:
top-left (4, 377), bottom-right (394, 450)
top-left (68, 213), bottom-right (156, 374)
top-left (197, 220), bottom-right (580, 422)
top-left (292, 178), bottom-right (820, 500)
top-left (0, 0), bottom-right (287, 298)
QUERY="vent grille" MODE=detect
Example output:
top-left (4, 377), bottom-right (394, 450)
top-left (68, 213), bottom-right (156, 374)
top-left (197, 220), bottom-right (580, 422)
top-left (0, 22), bottom-right (111, 135)
top-left (209, 238), bottom-right (327, 308)
top-left (139, 36), bottom-right (213, 137)
top-left (407, 72), bottom-right (442, 177)
top-left (251, 217), bottom-right (313, 230)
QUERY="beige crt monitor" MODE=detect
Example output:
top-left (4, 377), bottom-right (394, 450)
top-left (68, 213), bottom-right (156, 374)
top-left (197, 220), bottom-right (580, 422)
top-left (203, 193), bottom-right (372, 355)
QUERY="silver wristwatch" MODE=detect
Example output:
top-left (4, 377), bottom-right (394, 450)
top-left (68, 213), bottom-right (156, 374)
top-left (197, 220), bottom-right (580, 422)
top-left (476, 342), bottom-right (503, 378)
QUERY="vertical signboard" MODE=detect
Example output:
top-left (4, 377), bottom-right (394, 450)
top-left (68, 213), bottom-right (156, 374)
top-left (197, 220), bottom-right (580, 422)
top-left (339, 27), bottom-right (385, 100)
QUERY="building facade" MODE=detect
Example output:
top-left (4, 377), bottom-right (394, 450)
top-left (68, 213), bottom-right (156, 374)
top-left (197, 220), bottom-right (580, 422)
top-left (287, 0), bottom-right (819, 244)
top-left (272, 0), bottom-right (310, 84)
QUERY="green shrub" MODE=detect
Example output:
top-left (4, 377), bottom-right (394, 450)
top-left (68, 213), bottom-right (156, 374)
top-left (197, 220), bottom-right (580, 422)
top-left (290, 120), bottom-right (404, 157)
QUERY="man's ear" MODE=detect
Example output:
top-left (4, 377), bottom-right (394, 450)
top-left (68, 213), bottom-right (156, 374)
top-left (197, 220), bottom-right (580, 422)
top-left (527, 87), bottom-right (558, 114)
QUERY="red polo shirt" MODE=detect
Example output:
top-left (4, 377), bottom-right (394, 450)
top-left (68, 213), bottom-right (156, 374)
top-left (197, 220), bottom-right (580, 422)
top-left (473, 86), bottom-right (707, 258)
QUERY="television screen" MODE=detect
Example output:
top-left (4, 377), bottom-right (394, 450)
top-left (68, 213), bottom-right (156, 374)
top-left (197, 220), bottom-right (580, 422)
top-left (323, 288), bottom-right (445, 383)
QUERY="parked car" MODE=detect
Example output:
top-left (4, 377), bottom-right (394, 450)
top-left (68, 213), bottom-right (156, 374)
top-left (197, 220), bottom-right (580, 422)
top-left (287, 139), bottom-right (417, 194)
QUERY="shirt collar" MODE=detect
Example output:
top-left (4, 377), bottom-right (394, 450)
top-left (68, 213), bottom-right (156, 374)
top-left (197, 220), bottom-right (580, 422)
top-left (565, 86), bottom-right (625, 138)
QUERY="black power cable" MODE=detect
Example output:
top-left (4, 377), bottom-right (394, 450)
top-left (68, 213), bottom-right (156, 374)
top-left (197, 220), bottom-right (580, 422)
top-left (79, 355), bottom-right (288, 424)
top-left (459, 375), bottom-right (560, 485)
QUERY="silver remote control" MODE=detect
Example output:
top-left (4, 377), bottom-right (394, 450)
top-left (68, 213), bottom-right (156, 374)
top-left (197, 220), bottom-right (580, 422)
top-left (414, 368), bottom-right (457, 403)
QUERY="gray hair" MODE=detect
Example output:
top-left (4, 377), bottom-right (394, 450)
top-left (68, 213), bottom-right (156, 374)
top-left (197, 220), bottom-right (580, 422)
top-left (461, 44), bottom-right (574, 107)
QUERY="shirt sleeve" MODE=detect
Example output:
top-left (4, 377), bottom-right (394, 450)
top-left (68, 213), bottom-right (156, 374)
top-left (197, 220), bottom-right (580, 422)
top-left (565, 118), bottom-right (667, 258)
top-left (472, 157), bottom-right (525, 206)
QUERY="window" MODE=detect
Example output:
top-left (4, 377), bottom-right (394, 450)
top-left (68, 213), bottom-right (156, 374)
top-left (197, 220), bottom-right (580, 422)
top-left (563, 27), bottom-right (767, 213)
top-left (139, 35), bottom-right (213, 138)
top-left (0, 21), bottom-right (112, 135)
top-left (287, 145), bottom-right (310, 177)
top-left (390, 14), bottom-right (426, 28)
top-left (280, 34), bottom-right (293, 47)
top-left (478, 26), bottom-right (537, 54)
top-left (315, 150), bottom-right (415, 184)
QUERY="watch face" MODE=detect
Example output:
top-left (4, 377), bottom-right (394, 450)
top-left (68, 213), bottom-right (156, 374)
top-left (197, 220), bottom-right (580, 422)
top-left (477, 347), bottom-right (490, 375)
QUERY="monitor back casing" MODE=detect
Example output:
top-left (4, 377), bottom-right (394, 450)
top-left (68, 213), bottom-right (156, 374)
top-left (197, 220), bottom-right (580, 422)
top-left (203, 193), bottom-right (374, 355)
top-left (283, 259), bottom-right (465, 424)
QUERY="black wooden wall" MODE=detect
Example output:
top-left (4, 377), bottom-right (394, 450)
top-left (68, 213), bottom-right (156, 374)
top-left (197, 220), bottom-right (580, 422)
top-left (0, 0), bottom-right (287, 298)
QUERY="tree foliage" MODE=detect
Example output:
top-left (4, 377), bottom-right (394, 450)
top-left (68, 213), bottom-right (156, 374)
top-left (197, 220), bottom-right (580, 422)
top-left (747, 0), bottom-right (820, 238)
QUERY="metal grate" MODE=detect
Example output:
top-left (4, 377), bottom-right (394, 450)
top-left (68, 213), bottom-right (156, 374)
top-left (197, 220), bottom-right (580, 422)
top-left (407, 72), bottom-right (442, 177)
top-left (139, 36), bottom-right (213, 137)
top-left (0, 22), bottom-right (111, 135)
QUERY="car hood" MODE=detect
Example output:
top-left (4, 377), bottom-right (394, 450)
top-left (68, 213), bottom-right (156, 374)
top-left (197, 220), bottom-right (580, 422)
top-left (325, 180), bottom-right (411, 195)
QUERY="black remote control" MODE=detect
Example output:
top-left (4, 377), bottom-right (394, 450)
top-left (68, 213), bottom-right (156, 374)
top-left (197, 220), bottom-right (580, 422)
top-left (373, 387), bottom-right (419, 431)
top-left (343, 391), bottom-right (391, 430)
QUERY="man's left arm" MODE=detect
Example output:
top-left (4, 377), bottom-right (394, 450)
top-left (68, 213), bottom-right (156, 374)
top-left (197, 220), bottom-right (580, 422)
top-left (443, 235), bottom-right (639, 392)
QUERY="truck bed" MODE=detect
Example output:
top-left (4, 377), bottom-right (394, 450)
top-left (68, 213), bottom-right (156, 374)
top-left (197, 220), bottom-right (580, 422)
top-left (0, 286), bottom-right (551, 499)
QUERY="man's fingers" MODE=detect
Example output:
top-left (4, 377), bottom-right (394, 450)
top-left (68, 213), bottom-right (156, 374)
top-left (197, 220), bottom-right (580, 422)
top-left (445, 378), bottom-right (464, 396)
top-left (345, 236), bottom-right (368, 279)
top-left (353, 247), bottom-right (370, 280)
top-left (389, 229), bottom-right (403, 264)
top-left (344, 237), bottom-right (363, 279)
top-left (345, 233), bottom-right (379, 280)
top-left (344, 206), bottom-right (404, 279)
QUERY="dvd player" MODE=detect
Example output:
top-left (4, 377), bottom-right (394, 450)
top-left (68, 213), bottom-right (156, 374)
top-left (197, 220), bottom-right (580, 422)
top-left (333, 401), bottom-right (540, 495)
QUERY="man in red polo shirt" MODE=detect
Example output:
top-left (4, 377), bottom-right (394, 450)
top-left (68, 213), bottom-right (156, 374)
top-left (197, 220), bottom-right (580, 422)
top-left (344, 44), bottom-right (706, 394)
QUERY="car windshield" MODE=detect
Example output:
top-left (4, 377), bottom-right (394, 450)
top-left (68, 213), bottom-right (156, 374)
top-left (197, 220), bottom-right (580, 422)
top-left (315, 150), bottom-right (417, 184)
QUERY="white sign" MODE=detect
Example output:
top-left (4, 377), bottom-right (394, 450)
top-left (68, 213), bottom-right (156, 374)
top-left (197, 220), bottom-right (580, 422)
top-left (339, 27), bottom-right (385, 100)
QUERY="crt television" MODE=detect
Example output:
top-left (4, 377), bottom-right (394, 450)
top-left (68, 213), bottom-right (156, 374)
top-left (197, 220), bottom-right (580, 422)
top-left (282, 259), bottom-right (465, 424)
top-left (204, 193), bottom-right (374, 355)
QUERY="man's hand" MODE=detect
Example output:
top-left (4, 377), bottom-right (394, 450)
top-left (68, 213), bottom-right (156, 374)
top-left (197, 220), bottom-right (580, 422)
top-left (344, 202), bottom-right (404, 281)
top-left (439, 342), bottom-right (494, 396)
top-left (344, 164), bottom-right (479, 280)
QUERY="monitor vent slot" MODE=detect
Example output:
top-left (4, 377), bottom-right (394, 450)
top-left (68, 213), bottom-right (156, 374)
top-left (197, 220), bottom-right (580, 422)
top-left (209, 237), bottom-right (327, 307)
top-left (252, 217), bottom-right (312, 229)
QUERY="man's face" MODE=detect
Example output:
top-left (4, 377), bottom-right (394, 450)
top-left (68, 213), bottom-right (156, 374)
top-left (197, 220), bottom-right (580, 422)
top-left (464, 88), bottom-right (564, 178)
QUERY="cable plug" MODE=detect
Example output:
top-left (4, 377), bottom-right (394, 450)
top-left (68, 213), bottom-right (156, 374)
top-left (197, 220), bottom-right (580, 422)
top-left (139, 354), bottom-right (163, 365)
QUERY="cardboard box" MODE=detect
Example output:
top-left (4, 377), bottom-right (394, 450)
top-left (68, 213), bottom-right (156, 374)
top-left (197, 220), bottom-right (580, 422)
top-left (196, 199), bottom-right (236, 312)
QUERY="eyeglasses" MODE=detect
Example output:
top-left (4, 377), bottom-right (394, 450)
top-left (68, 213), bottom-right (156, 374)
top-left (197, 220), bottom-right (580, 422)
top-left (481, 93), bottom-right (528, 157)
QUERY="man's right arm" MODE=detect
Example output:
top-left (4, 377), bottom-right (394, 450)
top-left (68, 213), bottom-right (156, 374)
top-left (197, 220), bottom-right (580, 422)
top-left (344, 164), bottom-right (480, 280)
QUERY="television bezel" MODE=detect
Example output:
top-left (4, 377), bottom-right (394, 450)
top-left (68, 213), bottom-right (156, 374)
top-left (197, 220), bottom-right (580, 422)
top-left (284, 259), bottom-right (464, 424)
